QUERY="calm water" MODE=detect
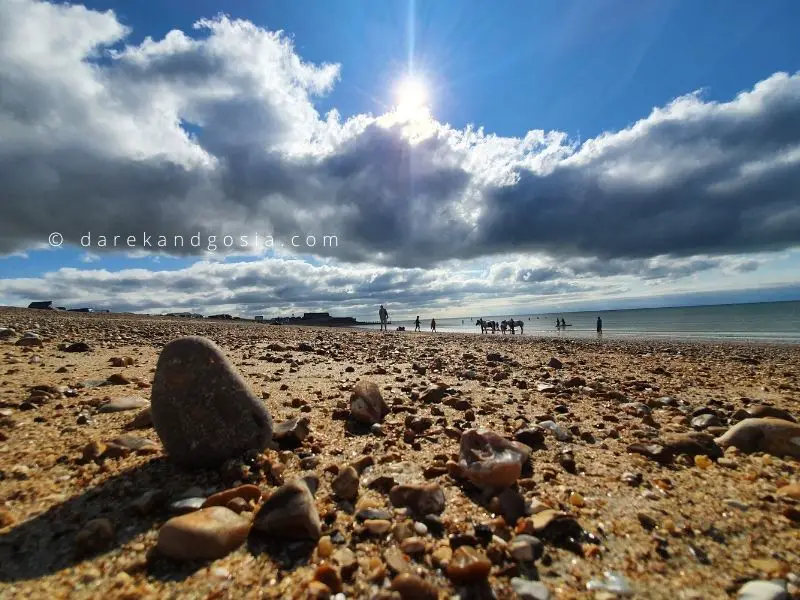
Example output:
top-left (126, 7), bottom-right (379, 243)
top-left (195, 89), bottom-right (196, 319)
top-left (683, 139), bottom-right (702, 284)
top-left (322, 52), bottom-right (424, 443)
top-left (357, 301), bottom-right (800, 343)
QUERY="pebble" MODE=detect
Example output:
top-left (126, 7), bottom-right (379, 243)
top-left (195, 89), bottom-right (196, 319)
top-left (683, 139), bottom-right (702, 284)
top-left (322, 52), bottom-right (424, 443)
top-left (157, 506), bottom-right (251, 560)
top-left (776, 483), bottom-right (800, 500)
top-left (362, 519), bottom-right (392, 535)
top-left (253, 479), bottom-right (321, 539)
top-left (391, 573), bottom-right (438, 600)
top-left (737, 580), bottom-right (789, 600)
top-left (317, 536), bottom-right (333, 558)
top-left (399, 536), bottom-right (426, 554)
top-left (586, 571), bottom-right (634, 597)
top-left (98, 396), bottom-right (149, 413)
top-left (272, 417), bottom-right (310, 448)
top-left (511, 578), bottom-right (551, 600)
top-left (169, 497), bottom-right (207, 514)
top-left (385, 546), bottom-right (411, 574)
top-left (509, 535), bottom-right (544, 562)
top-left (349, 380), bottom-right (389, 425)
top-left (413, 521), bottom-right (428, 535)
top-left (332, 466), bottom-right (360, 500)
top-left (448, 428), bottom-right (530, 489)
top-left (65, 341), bottom-right (91, 352)
top-left (446, 546), bottom-right (492, 585)
top-left (537, 421), bottom-right (573, 442)
top-left (74, 518), bottom-right (115, 558)
top-left (389, 483), bottom-right (445, 515)
top-left (715, 418), bottom-right (800, 458)
top-left (202, 484), bottom-right (262, 509)
top-left (127, 407), bottom-right (153, 429)
top-left (150, 336), bottom-right (274, 468)
top-left (313, 563), bottom-right (343, 593)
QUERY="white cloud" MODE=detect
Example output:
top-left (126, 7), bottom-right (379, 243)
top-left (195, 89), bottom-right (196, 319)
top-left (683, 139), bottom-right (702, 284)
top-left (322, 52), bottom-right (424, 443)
top-left (0, 0), bottom-right (798, 272)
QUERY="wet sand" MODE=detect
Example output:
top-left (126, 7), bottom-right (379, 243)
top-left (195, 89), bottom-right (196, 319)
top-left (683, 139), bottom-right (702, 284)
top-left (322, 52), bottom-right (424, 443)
top-left (0, 307), bottom-right (798, 599)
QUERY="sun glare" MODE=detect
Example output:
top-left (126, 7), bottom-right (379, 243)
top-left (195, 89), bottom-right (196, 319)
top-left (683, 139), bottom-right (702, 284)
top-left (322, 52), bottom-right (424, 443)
top-left (395, 75), bottom-right (429, 118)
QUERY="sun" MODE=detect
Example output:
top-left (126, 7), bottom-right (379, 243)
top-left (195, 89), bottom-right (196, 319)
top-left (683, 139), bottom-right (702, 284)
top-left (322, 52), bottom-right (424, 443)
top-left (394, 75), bottom-right (429, 118)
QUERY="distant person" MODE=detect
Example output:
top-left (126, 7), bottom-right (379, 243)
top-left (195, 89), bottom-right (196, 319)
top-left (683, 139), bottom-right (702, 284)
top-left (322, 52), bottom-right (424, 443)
top-left (414, 315), bottom-right (421, 331)
top-left (556, 318), bottom-right (561, 329)
top-left (430, 318), bottom-right (436, 332)
top-left (560, 318), bottom-right (566, 328)
top-left (379, 305), bottom-right (389, 331)
top-left (509, 318), bottom-right (516, 335)
top-left (596, 316), bottom-right (603, 334)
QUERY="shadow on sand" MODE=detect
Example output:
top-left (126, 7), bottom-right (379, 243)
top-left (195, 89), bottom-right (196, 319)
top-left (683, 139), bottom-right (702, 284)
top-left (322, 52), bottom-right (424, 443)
top-left (0, 457), bottom-right (306, 584)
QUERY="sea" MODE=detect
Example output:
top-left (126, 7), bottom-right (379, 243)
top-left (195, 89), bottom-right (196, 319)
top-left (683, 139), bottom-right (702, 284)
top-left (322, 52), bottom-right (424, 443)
top-left (355, 300), bottom-right (800, 343)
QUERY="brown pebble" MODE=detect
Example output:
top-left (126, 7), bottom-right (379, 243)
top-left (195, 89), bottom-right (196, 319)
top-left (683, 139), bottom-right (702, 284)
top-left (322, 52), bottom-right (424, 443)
top-left (384, 546), bottom-right (411, 574)
top-left (446, 546), bottom-right (492, 584)
top-left (313, 563), bottom-right (343, 593)
top-left (391, 573), bottom-right (438, 600)
top-left (157, 506), bottom-right (251, 560)
top-left (75, 518), bottom-right (115, 558)
top-left (202, 484), bottom-right (262, 509)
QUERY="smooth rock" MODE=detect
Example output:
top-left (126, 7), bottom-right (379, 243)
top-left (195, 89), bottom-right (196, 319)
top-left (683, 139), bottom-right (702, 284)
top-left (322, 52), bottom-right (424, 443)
top-left (537, 421), bottom-right (573, 442)
top-left (65, 342), bottom-right (91, 352)
top-left (169, 497), bottom-right (207, 514)
top-left (737, 580), bottom-right (789, 600)
top-left (509, 535), bottom-right (544, 562)
top-left (391, 573), bottom-right (438, 600)
top-left (150, 336), bottom-right (273, 468)
top-left (332, 466), bottom-right (360, 501)
top-left (74, 518), bottom-right (114, 557)
top-left (449, 428), bottom-right (530, 489)
top-left (202, 484), bottom-right (262, 509)
top-left (389, 483), bottom-right (445, 515)
top-left (157, 506), bottom-right (251, 560)
top-left (273, 417), bottom-right (310, 448)
top-left (715, 418), bottom-right (800, 458)
top-left (512, 578), bottom-right (551, 600)
top-left (515, 426), bottom-right (546, 448)
top-left (253, 479), bottom-right (321, 539)
top-left (446, 546), bottom-right (492, 584)
top-left (15, 336), bottom-right (42, 347)
top-left (349, 380), bottom-right (389, 425)
top-left (98, 396), bottom-right (149, 413)
top-left (747, 405), bottom-right (796, 423)
top-left (419, 384), bottom-right (449, 404)
top-left (127, 407), bottom-right (153, 429)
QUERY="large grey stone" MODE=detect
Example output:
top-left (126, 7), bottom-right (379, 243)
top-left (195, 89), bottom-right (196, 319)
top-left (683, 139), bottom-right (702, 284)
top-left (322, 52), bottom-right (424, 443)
top-left (151, 336), bottom-right (273, 468)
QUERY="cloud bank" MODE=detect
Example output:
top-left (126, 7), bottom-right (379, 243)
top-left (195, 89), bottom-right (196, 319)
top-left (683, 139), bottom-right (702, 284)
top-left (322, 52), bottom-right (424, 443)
top-left (1, 0), bottom-right (800, 270)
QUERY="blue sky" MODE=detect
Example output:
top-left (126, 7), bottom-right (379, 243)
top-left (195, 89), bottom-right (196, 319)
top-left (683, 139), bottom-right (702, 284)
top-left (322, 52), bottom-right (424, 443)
top-left (0, 0), bottom-right (799, 317)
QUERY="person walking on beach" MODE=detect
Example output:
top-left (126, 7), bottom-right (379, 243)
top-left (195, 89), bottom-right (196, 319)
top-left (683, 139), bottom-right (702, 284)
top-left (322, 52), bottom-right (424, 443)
top-left (414, 316), bottom-right (421, 332)
top-left (378, 305), bottom-right (389, 332)
top-left (430, 318), bottom-right (436, 332)
top-left (556, 318), bottom-right (561, 330)
top-left (596, 316), bottom-right (603, 334)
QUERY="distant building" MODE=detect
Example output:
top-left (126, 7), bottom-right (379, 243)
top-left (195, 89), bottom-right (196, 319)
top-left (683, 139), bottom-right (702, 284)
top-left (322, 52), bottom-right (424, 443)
top-left (302, 312), bottom-right (331, 320)
top-left (28, 301), bottom-right (53, 309)
top-left (255, 315), bottom-right (264, 321)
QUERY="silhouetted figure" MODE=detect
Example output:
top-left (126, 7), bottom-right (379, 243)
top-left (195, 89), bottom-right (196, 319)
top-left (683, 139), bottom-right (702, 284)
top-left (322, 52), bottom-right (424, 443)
top-left (509, 318), bottom-right (516, 335)
top-left (379, 305), bottom-right (389, 332)
top-left (560, 318), bottom-right (566, 328)
top-left (430, 318), bottom-right (436, 332)
top-left (596, 316), bottom-right (602, 334)
top-left (414, 316), bottom-right (421, 332)
top-left (556, 318), bottom-right (561, 330)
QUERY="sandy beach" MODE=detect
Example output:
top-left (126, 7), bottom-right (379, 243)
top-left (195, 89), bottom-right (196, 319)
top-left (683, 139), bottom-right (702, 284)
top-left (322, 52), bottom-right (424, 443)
top-left (0, 306), bottom-right (798, 600)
